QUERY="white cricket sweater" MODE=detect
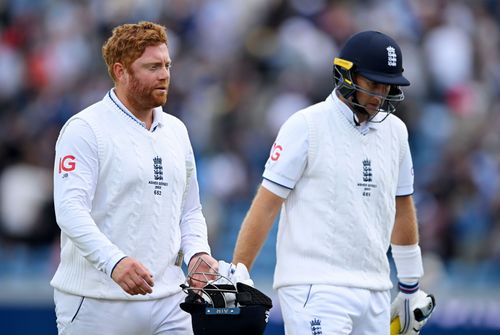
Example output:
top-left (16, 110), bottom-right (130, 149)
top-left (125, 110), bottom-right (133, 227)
top-left (51, 92), bottom-right (210, 300)
top-left (273, 95), bottom-right (409, 291)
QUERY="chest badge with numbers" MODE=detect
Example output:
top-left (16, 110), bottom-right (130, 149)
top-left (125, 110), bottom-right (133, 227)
top-left (357, 158), bottom-right (377, 197)
top-left (148, 155), bottom-right (168, 196)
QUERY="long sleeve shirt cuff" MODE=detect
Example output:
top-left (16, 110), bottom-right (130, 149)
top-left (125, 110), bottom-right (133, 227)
top-left (105, 251), bottom-right (128, 277)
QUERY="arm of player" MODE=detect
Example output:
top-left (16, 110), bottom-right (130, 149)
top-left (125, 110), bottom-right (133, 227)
top-left (232, 185), bottom-right (284, 270)
top-left (390, 195), bottom-right (435, 334)
top-left (55, 119), bottom-right (153, 295)
top-left (179, 140), bottom-right (211, 266)
top-left (391, 195), bottom-right (418, 246)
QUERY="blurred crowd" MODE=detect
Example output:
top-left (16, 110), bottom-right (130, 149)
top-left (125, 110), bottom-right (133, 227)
top-left (0, 0), bottom-right (499, 295)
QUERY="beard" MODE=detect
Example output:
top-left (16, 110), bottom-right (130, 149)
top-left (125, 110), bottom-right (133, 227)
top-left (126, 72), bottom-right (168, 111)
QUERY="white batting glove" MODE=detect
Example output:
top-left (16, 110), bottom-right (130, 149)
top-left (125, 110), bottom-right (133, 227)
top-left (391, 283), bottom-right (436, 334)
top-left (214, 261), bottom-right (254, 308)
top-left (217, 260), bottom-right (254, 287)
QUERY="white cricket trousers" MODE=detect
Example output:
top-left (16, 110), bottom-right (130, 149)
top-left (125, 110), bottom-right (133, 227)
top-left (54, 289), bottom-right (193, 335)
top-left (278, 284), bottom-right (390, 335)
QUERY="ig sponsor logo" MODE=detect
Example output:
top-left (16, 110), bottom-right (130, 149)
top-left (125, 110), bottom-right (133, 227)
top-left (58, 155), bottom-right (76, 177)
top-left (270, 143), bottom-right (283, 161)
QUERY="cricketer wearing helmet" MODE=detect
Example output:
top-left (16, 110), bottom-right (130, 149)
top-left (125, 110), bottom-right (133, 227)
top-left (233, 31), bottom-right (435, 335)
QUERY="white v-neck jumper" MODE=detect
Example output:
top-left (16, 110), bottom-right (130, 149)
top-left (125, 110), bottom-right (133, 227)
top-left (52, 92), bottom-right (210, 300)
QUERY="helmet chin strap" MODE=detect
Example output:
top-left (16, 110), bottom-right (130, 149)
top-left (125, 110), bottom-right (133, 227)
top-left (346, 95), bottom-right (385, 124)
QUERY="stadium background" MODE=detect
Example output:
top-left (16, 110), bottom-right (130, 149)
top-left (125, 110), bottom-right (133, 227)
top-left (0, 0), bottom-right (499, 334)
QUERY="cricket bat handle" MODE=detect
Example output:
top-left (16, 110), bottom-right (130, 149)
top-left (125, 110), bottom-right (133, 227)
top-left (390, 306), bottom-right (430, 335)
top-left (390, 316), bottom-right (400, 335)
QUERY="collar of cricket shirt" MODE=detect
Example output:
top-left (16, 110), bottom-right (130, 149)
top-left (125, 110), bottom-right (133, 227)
top-left (107, 89), bottom-right (164, 132)
top-left (330, 89), bottom-right (380, 135)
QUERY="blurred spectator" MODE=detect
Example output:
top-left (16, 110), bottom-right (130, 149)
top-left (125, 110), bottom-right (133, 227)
top-left (0, 161), bottom-right (55, 244)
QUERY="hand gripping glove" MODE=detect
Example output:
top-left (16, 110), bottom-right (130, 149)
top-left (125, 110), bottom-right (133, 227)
top-left (390, 284), bottom-right (436, 334)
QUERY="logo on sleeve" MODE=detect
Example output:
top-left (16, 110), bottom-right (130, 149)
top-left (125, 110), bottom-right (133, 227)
top-left (58, 155), bottom-right (76, 178)
top-left (270, 143), bottom-right (283, 161)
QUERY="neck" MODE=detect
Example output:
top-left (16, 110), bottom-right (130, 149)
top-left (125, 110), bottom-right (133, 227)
top-left (114, 87), bottom-right (153, 129)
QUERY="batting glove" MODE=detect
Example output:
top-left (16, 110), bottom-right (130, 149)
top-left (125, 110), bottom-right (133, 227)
top-left (391, 283), bottom-right (436, 334)
top-left (217, 260), bottom-right (254, 287)
top-left (212, 261), bottom-right (253, 307)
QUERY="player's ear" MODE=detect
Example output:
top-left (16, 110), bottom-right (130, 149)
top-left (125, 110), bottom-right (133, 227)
top-left (113, 62), bottom-right (127, 82)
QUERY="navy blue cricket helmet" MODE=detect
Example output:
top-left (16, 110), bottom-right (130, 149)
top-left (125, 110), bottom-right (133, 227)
top-left (334, 31), bottom-right (410, 120)
top-left (179, 258), bottom-right (272, 335)
top-left (180, 282), bottom-right (272, 335)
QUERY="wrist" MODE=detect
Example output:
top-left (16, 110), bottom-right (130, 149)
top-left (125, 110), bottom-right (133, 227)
top-left (184, 248), bottom-right (211, 267)
top-left (398, 281), bottom-right (419, 294)
top-left (106, 254), bottom-right (128, 277)
top-left (188, 252), bottom-right (212, 269)
top-left (391, 244), bottom-right (423, 283)
top-left (189, 252), bottom-right (208, 261)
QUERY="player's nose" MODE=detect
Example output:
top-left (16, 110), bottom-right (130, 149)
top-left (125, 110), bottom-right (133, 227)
top-left (157, 64), bottom-right (170, 80)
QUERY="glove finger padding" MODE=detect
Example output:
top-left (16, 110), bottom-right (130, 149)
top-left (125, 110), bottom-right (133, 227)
top-left (213, 261), bottom-right (254, 307)
top-left (232, 263), bottom-right (254, 287)
top-left (391, 290), bottom-right (436, 334)
top-left (217, 261), bottom-right (254, 287)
